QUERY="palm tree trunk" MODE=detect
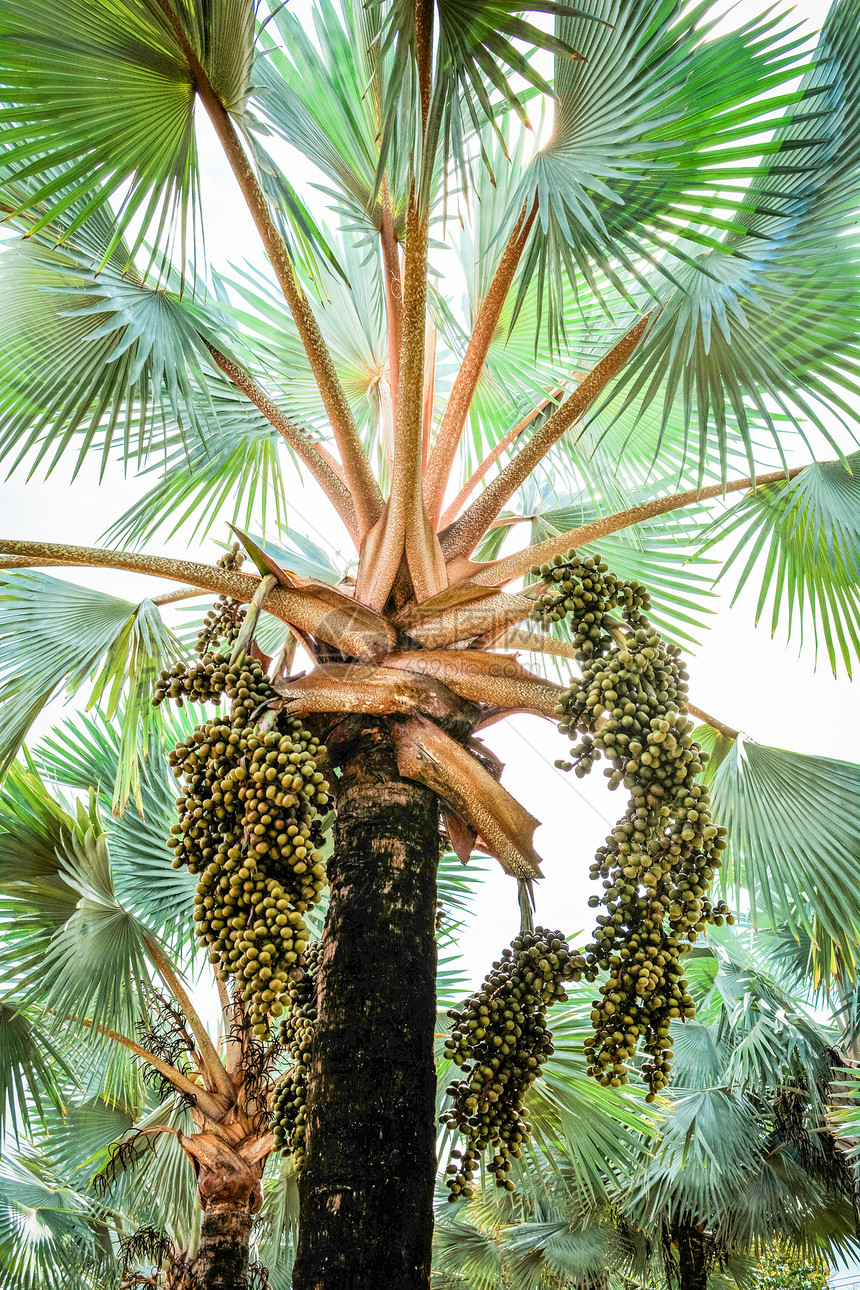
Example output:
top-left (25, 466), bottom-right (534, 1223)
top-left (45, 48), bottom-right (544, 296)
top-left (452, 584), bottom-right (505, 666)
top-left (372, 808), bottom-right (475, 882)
top-left (292, 720), bottom-right (440, 1290)
top-left (676, 1222), bottom-right (708, 1290)
top-left (194, 1199), bottom-right (254, 1290)
top-left (190, 1144), bottom-right (263, 1290)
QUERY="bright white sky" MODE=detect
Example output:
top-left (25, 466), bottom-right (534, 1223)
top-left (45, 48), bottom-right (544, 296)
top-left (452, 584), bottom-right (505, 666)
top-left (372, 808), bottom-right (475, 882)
top-left (2, 0), bottom-right (858, 997)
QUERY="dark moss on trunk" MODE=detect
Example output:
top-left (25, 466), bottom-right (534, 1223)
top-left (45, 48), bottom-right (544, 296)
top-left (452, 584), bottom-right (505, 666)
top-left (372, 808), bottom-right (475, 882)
top-left (194, 1198), bottom-right (253, 1290)
top-left (292, 721), bottom-right (440, 1290)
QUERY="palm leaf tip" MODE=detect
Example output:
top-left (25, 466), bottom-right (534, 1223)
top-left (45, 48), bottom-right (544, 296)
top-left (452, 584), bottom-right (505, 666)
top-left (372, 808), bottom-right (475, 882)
top-left (700, 454), bottom-right (860, 677)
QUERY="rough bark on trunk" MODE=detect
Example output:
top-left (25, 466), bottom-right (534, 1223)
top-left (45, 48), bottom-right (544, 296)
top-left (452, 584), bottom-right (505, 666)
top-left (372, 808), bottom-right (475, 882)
top-left (292, 721), bottom-right (440, 1290)
top-left (191, 1150), bottom-right (262, 1290)
top-left (194, 1202), bottom-right (253, 1289)
top-left (676, 1223), bottom-right (708, 1290)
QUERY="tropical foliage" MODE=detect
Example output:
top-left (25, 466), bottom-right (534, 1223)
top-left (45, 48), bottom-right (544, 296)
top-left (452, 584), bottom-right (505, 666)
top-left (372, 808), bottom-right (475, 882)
top-left (0, 0), bottom-right (859, 1284)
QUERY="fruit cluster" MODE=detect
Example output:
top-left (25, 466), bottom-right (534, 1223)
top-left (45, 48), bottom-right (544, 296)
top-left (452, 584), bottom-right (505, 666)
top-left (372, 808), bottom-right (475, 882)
top-left (440, 929), bottom-right (586, 1201)
top-left (272, 941), bottom-right (320, 1170)
top-left (152, 652), bottom-right (274, 719)
top-left (195, 542), bottom-right (247, 656)
top-left (531, 551), bottom-right (732, 1097)
top-left (154, 653), bottom-right (330, 1037)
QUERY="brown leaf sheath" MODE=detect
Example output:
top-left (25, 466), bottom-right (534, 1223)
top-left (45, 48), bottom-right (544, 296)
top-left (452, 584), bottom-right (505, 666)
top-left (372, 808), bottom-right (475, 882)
top-left (440, 314), bottom-right (653, 563)
top-left (392, 716), bottom-right (543, 878)
top-left (274, 663), bottom-right (470, 727)
top-left (383, 650), bottom-right (566, 716)
top-left (400, 590), bottom-right (535, 649)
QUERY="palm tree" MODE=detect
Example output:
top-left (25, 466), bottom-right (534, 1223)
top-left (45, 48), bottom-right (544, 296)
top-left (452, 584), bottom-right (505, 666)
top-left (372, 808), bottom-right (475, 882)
top-left (1, 0), bottom-right (860, 1285)
top-left (0, 715), bottom-right (289, 1289)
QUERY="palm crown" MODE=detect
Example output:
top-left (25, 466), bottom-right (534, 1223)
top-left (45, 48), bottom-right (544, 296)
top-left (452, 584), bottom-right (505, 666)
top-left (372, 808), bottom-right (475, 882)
top-left (1, 0), bottom-right (860, 1286)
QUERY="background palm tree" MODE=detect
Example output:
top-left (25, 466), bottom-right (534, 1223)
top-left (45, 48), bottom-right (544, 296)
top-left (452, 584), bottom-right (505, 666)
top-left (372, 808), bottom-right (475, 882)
top-left (1, 0), bottom-right (860, 1285)
top-left (433, 927), bottom-right (860, 1290)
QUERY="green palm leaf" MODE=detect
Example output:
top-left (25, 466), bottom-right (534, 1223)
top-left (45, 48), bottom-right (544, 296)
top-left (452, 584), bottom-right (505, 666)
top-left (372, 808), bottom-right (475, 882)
top-left (0, 571), bottom-right (182, 806)
top-left (0, 764), bottom-right (155, 1045)
top-left (505, 1220), bottom-right (613, 1290)
top-left (35, 708), bottom-right (199, 951)
top-left (98, 1098), bottom-right (199, 1248)
top-left (433, 1215), bottom-right (503, 1290)
top-left (234, 529), bottom-right (346, 584)
top-left (0, 1001), bottom-right (71, 1143)
top-left (710, 737), bottom-right (860, 979)
top-left (377, 0), bottom-right (590, 193)
top-left (526, 997), bottom-right (654, 1204)
top-left (217, 234), bottom-right (388, 448)
top-left (39, 1096), bottom-right (135, 1186)
top-left (520, 0), bottom-right (811, 313)
top-left (0, 1156), bottom-right (111, 1290)
top-left (103, 386), bottom-right (287, 548)
top-left (255, 1157), bottom-right (300, 1290)
top-left (0, 236), bottom-right (239, 481)
top-left (0, 0), bottom-right (255, 263)
top-left (692, 724), bottom-right (736, 786)
top-left (697, 454), bottom-right (860, 677)
top-left (626, 1085), bottom-right (765, 1221)
top-left (598, 0), bottom-right (860, 482)
top-left (254, 0), bottom-right (403, 238)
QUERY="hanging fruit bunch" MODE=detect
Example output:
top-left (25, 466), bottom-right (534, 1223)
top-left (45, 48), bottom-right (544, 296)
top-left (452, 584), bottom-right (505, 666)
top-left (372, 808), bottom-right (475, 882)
top-left (440, 927), bottom-right (587, 1202)
top-left (195, 542), bottom-right (248, 655)
top-left (272, 941), bottom-right (321, 1171)
top-left (531, 550), bottom-right (732, 1098)
top-left (153, 549), bottom-right (331, 1038)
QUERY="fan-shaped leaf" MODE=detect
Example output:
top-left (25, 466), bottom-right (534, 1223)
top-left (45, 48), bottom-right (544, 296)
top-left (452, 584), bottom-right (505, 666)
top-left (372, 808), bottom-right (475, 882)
top-left (0, 0), bottom-right (255, 264)
top-left (699, 454), bottom-right (860, 677)
top-left (0, 237), bottom-right (237, 482)
top-left (0, 764), bottom-right (154, 1043)
top-left (0, 1156), bottom-right (110, 1290)
top-left (520, 0), bottom-right (811, 315)
top-left (710, 737), bottom-right (860, 978)
top-left (0, 571), bottom-right (182, 807)
top-left (0, 1002), bottom-right (71, 1143)
top-left (35, 708), bottom-right (198, 950)
top-left (598, 0), bottom-right (860, 484)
